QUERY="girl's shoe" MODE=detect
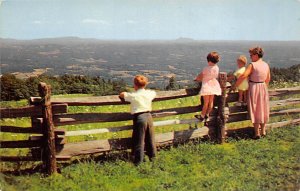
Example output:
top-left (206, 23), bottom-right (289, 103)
top-left (195, 115), bottom-right (205, 122)
top-left (205, 115), bottom-right (210, 122)
top-left (203, 115), bottom-right (210, 126)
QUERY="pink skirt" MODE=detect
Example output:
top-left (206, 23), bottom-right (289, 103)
top-left (248, 83), bottom-right (270, 123)
top-left (200, 79), bottom-right (221, 96)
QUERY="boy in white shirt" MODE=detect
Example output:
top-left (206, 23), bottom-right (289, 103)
top-left (119, 75), bottom-right (157, 165)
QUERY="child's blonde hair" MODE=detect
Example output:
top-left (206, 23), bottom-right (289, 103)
top-left (134, 75), bottom-right (148, 88)
top-left (237, 55), bottom-right (247, 66)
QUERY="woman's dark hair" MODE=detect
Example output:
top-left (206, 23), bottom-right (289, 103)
top-left (207, 51), bottom-right (220, 64)
top-left (249, 47), bottom-right (264, 58)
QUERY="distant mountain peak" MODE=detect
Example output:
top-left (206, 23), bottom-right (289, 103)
top-left (175, 37), bottom-right (195, 42)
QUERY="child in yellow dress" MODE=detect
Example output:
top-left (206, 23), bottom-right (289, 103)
top-left (230, 55), bottom-right (249, 106)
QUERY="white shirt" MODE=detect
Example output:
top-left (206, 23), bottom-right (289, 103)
top-left (124, 89), bottom-right (156, 114)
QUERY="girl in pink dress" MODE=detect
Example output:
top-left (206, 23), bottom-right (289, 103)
top-left (233, 47), bottom-right (270, 139)
top-left (194, 52), bottom-right (222, 122)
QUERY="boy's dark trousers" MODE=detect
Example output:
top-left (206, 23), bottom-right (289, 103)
top-left (132, 112), bottom-right (157, 165)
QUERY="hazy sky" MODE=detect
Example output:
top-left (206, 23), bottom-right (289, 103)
top-left (1, 0), bottom-right (300, 40)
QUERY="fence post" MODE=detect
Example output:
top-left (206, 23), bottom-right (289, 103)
top-left (29, 97), bottom-right (43, 160)
top-left (38, 82), bottom-right (57, 175)
top-left (217, 72), bottom-right (227, 144)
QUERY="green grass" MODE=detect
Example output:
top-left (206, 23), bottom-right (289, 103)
top-left (269, 80), bottom-right (300, 89)
top-left (1, 125), bottom-right (299, 191)
top-left (0, 100), bottom-right (29, 108)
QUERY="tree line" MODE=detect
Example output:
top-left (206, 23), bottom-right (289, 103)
top-left (1, 74), bottom-right (127, 101)
top-left (270, 64), bottom-right (300, 83)
top-left (1, 64), bottom-right (299, 101)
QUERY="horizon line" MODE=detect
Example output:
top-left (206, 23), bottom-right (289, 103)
top-left (1, 36), bottom-right (300, 42)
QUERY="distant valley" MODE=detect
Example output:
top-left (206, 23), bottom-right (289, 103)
top-left (1, 37), bottom-right (299, 87)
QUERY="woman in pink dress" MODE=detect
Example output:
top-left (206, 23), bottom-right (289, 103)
top-left (233, 47), bottom-right (271, 138)
top-left (194, 52), bottom-right (221, 122)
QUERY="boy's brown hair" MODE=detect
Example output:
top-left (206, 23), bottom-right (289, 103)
top-left (134, 75), bottom-right (148, 88)
top-left (207, 51), bottom-right (220, 64)
top-left (237, 55), bottom-right (247, 66)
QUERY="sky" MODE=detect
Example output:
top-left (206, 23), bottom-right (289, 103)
top-left (0, 0), bottom-right (300, 40)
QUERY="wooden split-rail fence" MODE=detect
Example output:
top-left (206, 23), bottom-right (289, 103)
top-left (1, 73), bottom-right (300, 175)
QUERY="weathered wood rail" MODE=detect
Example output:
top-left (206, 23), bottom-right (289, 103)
top-left (1, 74), bottom-right (300, 175)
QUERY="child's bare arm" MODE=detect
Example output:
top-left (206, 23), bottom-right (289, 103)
top-left (232, 64), bottom-right (253, 90)
top-left (194, 72), bottom-right (203, 82)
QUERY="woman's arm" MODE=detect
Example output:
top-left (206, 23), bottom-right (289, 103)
top-left (232, 64), bottom-right (253, 89)
top-left (265, 67), bottom-right (271, 86)
top-left (194, 72), bottom-right (203, 82)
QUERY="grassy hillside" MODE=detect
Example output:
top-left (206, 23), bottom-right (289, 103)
top-left (1, 91), bottom-right (300, 191)
top-left (1, 126), bottom-right (299, 191)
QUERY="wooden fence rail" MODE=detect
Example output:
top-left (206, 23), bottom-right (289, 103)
top-left (0, 104), bottom-right (67, 118)
top-left (1, 74), bottom-right (300, 175)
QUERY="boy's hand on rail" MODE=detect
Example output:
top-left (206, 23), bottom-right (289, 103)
top-left (119, 92), bottom-right (126, 102)
top-left (119, 92), bottom-right (125, 98)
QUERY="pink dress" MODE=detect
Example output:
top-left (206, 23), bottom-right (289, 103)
top-left (248, 59), bottom-right (270, 123)
top-left (199, 65), bottom-right (221, 96)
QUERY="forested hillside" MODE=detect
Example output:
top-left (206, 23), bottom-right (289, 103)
top-left (0, 74), bottom-right (127, 101)
top-left (1, 64), bottom-right (299, 101)
top-left (270, 64), bottom-right (300, 82)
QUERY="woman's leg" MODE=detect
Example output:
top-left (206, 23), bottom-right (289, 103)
top-left (260, 123), bottom-right (266, 136)
top-left (253, 123), bottom-right (261, 138)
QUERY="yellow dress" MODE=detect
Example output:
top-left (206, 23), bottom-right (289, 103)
top-left (234, 67), bottom-right (249, 91)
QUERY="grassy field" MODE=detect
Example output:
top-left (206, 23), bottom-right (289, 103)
top-left (1, 90), bottom-right (300, 191)
top-left (1, 125), bottom-right (299, 191)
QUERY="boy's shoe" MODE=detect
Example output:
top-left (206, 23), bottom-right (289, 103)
top-left (234, 102), bottom-right (242, 107)
top-left (195, 115), bottom-right (205, 122)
